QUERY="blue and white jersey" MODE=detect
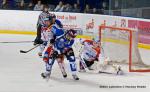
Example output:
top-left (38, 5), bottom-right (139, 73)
top-left (54, 36), bottom-right (74, 54)
top-left (47, 24), bottom-right (64, 41)
top-left (51, 24), bottom-right (64, 36)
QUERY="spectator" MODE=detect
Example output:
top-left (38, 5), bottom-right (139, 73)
top-left (17, 0), bottom-right (26, 10)
top-left (102, 1), bottom-right (108, 10)
top-left (63, 3), bottom-right (72, 12)
top-left (84, 4), bottom-right (91, 13)
top-left (34, 0), bottom-right (43, 11)
top-left (92, 8), bottom-right (98, 14)
top-left (48, 4), bottom-right (55, 11)
top-left (27, 2), bottom-right (34, 10)
top-left (54, 1), bottom-right (64, 12)
top-left (1, 0), bottom-right (8, 9)
top-left (72, 3), bottom-right (80, 13)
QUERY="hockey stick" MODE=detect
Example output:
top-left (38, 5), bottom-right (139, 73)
top-left (98, 71), bottom-right (113, 74)
top-left (20, 44), bottom-right (40, 53)
top-left (0, 41), bottom-right (34, 43)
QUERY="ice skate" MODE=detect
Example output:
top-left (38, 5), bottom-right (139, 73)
top-left (116, 66), bottom-right (124, 75)
top-left (63, 74), bottom-right (67, 78)
top-left (41, 72), bottom-right (51, 79)
top-left (72, 74), bottom-right (79, 80)
top-left (62, 71), bottom-right (67, 78)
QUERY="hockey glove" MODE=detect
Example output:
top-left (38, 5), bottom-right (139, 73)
top-left (50, 39), bottom-right (55, 44)
top-left (34, 37), bottom-right (43, 45)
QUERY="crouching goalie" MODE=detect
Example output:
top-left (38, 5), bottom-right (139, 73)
top-left (79, 38), bottom-right (123, 75)
top-left (79, 39), bottom-right (100, 72)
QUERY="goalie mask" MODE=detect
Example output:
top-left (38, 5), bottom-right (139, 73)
top-left (92, 37), bottom-right (100, 47)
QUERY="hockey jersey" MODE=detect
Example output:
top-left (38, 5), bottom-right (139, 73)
top-left (41, 25), bottom-right (52, 42)
top-left (80, 39), bottom-right (100, 61)
top-left (54, 36), bottom-right (74, 54)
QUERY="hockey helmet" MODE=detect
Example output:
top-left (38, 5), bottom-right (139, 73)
top-left (92, 37), bottom-right (100, 47)
top-left (67, 29), bottom-right (77, 38)
top-left (52, 14), bottom-right (56, 18)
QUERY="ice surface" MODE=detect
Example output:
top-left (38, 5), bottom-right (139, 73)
top-left (0, 34), bottom-right (150, 92)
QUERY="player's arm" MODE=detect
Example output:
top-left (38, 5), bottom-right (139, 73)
top-left (67, 39), bottom-right (74, 47)
top-left (52, 26), bottom-right (64, 36)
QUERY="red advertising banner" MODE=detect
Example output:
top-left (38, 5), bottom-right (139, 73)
top-left (128, 20), bottom-right (150, 44)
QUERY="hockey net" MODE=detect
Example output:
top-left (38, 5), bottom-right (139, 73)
top-left (99, 25), bottom-right (150, 72)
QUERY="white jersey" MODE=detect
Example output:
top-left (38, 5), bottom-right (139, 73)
top-left (80, 39), bottom-right (100, 61)
top-left (41, 26), bottom-right (52, 42)
top-left (42, 23), bottom-right (63, 42)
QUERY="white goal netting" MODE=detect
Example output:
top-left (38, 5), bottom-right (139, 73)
top-left (99, 26), bottom-right (150, 72)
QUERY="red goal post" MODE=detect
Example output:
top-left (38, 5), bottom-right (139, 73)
top-left (99, 25), bottom-right (150, 72)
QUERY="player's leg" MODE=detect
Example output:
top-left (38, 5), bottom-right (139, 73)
top-left (79, 58), bottom-right (94, 72)
top-left (41, 49), bottom-right (56, 79)
top-left (42, 47), bottom-right (68, 79)
top-left (79, 56), bottom-right (87, 72)
top-left (41, 58), bottom-right (55, 79)
top-left (65, 48), bottom-right (79, 80)
top-left (56, 54), bottom-right (67, 78)
top-left (43, 45), bottom-right (53, 63)
top-left (79, 61), bottom-right (86, 72)
top-left (98, 57), bottom-right (124, 75)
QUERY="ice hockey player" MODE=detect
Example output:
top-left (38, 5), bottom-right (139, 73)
top-left (79, 38), bottom-right (100, 72)
top-left (36, 17), bottom-right (54, 57)
top-left (42, 19), bottom-right (64, 61)
top-left (33, 5), bottom-right (54, 56)
top-left (42, 19), bottom-right (67, 79)
top-left (34, 10), bottom-right (56, 57)
top-left (79, 38), bottom-right (123, 75)
top-left (41, 29), bottom-right (79, 80)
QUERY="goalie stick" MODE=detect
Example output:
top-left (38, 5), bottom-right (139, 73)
top-left (20, 44), bottom-right (40, 53)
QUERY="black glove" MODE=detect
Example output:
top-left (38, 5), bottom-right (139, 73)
top-left (51, 51), bottom-right (58, 59)
top-left (34, 37), bottom-right (43, 45)
top-left (50, 39), bottom-right (55, 44)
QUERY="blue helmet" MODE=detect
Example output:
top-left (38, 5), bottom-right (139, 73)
top-left (55, 19), bottom-right (63, 28)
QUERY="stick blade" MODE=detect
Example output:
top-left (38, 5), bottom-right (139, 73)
top-left (20, 50), bottom-right (27, 53)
